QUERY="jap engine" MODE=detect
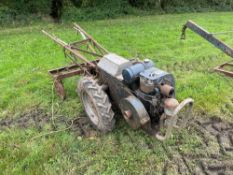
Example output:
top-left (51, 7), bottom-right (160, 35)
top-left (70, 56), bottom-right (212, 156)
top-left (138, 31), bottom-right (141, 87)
top-left (122, 59), bottom-right (175, 121)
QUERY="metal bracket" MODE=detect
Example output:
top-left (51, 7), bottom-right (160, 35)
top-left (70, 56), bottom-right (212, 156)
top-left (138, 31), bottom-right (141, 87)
top-left (49, 61), bottom-right (98, 99)
top-left (214, 60), bottom-right (233, 78)
top-left (49, 64), bottom-right (84, 100)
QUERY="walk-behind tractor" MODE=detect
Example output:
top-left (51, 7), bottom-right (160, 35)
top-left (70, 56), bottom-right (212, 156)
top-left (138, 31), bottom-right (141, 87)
top-left (42, 24), bottom-right (194, 141)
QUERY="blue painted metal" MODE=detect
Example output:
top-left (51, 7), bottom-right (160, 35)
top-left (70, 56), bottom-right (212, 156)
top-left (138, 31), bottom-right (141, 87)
top-left (122, 61), bottom-right (154, 83)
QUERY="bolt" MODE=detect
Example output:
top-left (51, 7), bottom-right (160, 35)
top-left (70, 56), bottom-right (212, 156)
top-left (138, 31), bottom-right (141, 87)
top-left (124, 110), bottom-right (132, 119)
top-left (144, 59), bottom-right (150, 63)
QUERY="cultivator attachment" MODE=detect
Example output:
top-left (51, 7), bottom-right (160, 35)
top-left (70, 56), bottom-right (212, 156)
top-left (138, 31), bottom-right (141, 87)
top-left (42, 24), bottom-right (109, 99)
top-left (42, 23), bottom-right (108, 66)
top-left (181, 20), bottom-right (233, 78)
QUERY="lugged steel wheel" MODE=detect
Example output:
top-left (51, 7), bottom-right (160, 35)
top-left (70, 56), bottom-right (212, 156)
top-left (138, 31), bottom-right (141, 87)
top-left (77, 76), bottom-right (115, 133)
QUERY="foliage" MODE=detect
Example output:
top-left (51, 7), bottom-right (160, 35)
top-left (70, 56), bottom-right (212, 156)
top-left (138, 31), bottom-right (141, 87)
top-left (0, 0), bottom-right (50, 26)
top-left (163, 0), bottom-right (233, 13)
top-left (0, 0), bottom-right (51, 14)
top-left (63, 0), bottom-right (138, 21)
top-left (1, 0), bottom-right (233, 26)
top-left (0, 6), bottom-right (16, 25)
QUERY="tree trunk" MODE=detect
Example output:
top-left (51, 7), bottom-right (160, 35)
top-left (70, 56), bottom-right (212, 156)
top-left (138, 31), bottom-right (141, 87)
top-left (50, 0), bottom-right (63, 23)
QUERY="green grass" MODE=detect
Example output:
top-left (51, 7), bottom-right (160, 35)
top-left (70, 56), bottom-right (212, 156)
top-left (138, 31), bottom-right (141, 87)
top-left (0, 12), bottom-right (233, 174)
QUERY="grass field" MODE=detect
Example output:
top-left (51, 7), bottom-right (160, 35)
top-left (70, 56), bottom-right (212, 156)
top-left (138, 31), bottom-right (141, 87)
top-left (0, 12), bottom-right (233, 174)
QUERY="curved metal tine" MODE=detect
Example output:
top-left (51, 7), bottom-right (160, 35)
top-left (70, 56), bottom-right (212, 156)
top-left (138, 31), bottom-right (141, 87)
top-left (174, 98), bottom-right (194, 129)
top-left (155, 113), bottom-right (178, 141)
top-left (155, 98), bottom-right (194, 141)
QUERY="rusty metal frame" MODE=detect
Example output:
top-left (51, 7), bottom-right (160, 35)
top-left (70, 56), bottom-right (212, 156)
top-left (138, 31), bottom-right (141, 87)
top-left (48, 60), bottom-right (99, 99)
top-left (214, 60), bottom-right (233, 77)
top-left (42, 24), bottom-right (107, 99)
top-left (181, 20), bottom-right (233, 78)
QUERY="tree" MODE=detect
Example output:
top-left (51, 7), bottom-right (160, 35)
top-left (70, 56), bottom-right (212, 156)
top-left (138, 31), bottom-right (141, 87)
top-left (50, 0), bottom-right (63, 22)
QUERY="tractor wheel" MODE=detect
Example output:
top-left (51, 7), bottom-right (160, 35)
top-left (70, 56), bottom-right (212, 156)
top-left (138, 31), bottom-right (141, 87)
top-left (77, 76), bottom-right (115, 133)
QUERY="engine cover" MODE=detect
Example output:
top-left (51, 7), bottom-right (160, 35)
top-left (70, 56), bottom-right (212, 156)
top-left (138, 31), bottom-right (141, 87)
top-left (140, 67), bottom-right (175, 86)
top-left (139, 67), bottom-right (175, 93)
top-left (97, 53), bottom-right (132, 77)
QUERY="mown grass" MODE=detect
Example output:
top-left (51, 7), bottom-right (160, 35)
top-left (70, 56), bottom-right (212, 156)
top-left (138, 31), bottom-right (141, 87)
top-left (0, 12), bottom-right (233, 174)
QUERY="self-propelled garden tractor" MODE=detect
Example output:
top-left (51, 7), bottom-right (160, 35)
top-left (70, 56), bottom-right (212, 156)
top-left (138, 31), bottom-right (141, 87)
top-left (42, 24), bottom-right (194, 141)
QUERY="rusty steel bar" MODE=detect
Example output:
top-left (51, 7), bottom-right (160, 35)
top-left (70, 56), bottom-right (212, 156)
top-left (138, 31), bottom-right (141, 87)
top-left (73, 23), bottom-right (109, 54)
top-left (181, 20), bottom-right (233, 78)
top-left (69, 38), bottom-right (91, 46)
top-left (181, 20), bottom-right (233, 58)
top-left (71, 47), bottom-right (103, 57)
top-left (214, 61), bottom-right (233, 77)
top-left (49, 64), bottom-right (83, 99)
top-left (49, 61), bottom-right (98, 99)
top-left (42, 30), bottom-right (96, 67)
top-left (72, 27), bottom-right (97, 53)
